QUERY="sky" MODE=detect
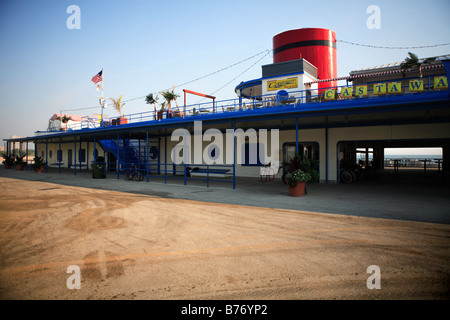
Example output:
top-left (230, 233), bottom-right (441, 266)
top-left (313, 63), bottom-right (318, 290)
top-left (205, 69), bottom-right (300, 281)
top-left (1, 0), bottom-right (450, 147)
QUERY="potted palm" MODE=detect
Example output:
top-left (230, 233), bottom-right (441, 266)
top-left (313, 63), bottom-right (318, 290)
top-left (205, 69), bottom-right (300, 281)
top-left (400, 52), bottom-right (436, 78)
top-left (145, 93), bottom-right (159, 120)
top-left (160, 89), bottom-right (180, 118)
top-left (14, 154), bottom-right (26, 171)
top-left (91, 156), bottom-right (106, 179)
top-left (32, 156), bottom-right (46, 173)
top-left (285, 169), bottom-right (311, 197)
top-left (157, 102), bottom-right (166, 120)
top-left (110, 94), bottom-right (127, 125)
top-left (56, 115), bottom-right (72, 131)
top-left (2, 154), bottom-right (14, 169)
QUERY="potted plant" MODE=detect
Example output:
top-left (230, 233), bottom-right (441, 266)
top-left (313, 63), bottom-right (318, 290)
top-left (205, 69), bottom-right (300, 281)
top-left (56, 115), bottom-right (72, 131)
top-left (110, 94), bottom-right (127, 125)
top-left (160, 88), bottom-right (181, 118)
top-left (2, 154), bottom-right (14, 169)
top-left (282, 153), bottom-right (319, 195)
top-left (157, 102), bottom-right (166, 120)
top-left (285, 169), bottom-right (311, 197)
top-left (91, 157), bottom-right (106, 179)
top-left (32, 156), bottom-right (46, 173)
top-left (145, 93), bottom-right (159, 120)
top-left (14, 154), bottom-right (26, 171)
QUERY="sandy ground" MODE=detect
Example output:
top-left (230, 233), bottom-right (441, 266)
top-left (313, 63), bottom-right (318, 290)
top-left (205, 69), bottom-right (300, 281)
top-left (0, 176), bottom-right (449, 300)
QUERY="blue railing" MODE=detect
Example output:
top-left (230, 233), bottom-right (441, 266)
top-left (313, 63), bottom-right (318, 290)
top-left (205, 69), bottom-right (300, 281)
top-left (46, 74), bottom-right (448, 132)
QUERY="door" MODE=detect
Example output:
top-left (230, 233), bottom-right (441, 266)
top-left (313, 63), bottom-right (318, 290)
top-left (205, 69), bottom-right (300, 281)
top-left (67, 149), bottom-right (72, 168)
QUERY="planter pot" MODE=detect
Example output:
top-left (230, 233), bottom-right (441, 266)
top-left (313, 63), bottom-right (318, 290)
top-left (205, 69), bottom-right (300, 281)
top-left (15, 164), bottom-right (24, 171)
top-left (92, 167), bottom-right (106, 179)
top-left (3, 164), bottom-right (12, 169)
top-left (288, 181), bottom-right (306, 197)
top-left (35, 166), bottom-right (45, 173)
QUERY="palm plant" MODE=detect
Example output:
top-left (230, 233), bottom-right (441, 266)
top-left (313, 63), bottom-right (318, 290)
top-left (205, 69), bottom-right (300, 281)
top-left (160, 89), bottom-right (180, 114)
top-left (400, 52), bottom-right (436, 78)
top-left (110, 94), bottom-right (126, 116)
top-left (56, 115), bottom-right (71, 130)
top-left (145, 93), bottom-right (159, 116)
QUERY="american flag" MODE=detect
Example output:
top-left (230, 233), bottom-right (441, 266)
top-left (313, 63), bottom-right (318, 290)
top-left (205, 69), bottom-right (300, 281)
top-left (91, 70), bottom-right (103, 84)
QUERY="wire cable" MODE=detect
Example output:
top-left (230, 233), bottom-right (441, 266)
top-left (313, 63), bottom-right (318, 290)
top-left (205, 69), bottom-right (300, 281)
top-left (338, 40), bottom-right (450, 50)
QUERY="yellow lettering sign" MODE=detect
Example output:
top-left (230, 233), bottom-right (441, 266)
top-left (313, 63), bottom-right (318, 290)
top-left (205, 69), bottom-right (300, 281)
top-left (388, 82), bottom-right (402, 94)
top-left (355, 85), bottom-right (367, 97)
top-left (373, 83), bottom-right (386, 95)
top-left (409, 79), bottom-right (424, 92)
top-left (340, 87), bottom-right (353, 98)
top-left (267, 77), bottom-right (298, 92)
top-left (434, 76), bottom-right (448, 89)
top-left (324, 89), bottom-right (336, 100)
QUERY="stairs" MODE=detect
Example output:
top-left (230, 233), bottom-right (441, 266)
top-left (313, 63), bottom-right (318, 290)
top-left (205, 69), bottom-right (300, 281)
top-left (98, 138), bottom-right (159, 172)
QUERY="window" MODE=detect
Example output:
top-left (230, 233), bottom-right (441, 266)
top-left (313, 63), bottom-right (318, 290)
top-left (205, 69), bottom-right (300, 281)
top-left (79, 149), bottom-right (86, 162)
top-left (242, 142), bottom-right (264, 166)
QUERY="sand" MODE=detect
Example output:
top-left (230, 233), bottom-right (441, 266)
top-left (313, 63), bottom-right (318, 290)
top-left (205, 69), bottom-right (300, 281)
top-left (0, 176), bottom-right (449, 300)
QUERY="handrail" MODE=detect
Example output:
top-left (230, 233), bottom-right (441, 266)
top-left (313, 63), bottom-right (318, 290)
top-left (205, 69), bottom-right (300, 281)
top-left (49, 74), bottom-right (448, 132)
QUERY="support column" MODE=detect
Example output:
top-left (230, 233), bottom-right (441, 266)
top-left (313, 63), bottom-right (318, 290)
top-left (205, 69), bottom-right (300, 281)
top-left (184, 126), bottom-right (187, 186)
top-left (233, 121), bottom-right (236, 190)
top-left (74, 136), bottom-right (77, 175)
top-left (164, 129), bottom-right (167, 184)
top-left (87, 140), bottom-right (89, 171)
top-left (325, 127), bottom-right (328, 183)
top-left (295, 118), bottom-right (299, 154)
top-left (117, 134), bottom-right (120, 180)
top-left (45, 139), bottom-right (48, 173)
top-left (58, 137), bottom-right (61, 174)
top-left (26, 141), bottom-right (29, 170)
top-left (146, 131), bottom-right (149, 182)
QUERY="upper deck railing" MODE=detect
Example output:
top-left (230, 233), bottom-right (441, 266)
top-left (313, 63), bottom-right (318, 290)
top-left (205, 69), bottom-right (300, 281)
top-left (42, 74), bottom-right (448, 134)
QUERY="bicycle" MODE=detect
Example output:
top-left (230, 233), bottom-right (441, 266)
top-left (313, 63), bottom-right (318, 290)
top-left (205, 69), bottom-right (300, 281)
top-left (125, 164), bottom-right (144, 181)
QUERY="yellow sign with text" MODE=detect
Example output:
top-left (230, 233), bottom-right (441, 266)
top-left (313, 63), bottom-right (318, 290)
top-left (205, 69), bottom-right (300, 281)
top-left (409, 80), bottom-right (424, 92)
top-left (324, 89), bottom-right (336, 100)
top-left (355, 85), bottom-right (368, 97)
top-left (373, 83), bottom-right (386, 95)
top-left (434, 76), bottom-right (448, 89)
top-left (267, 77), bottom-right (298, 92)
top-left (340, 87), bottom-right (353, 98)
top-left (388, 82), bottom-right (402, 94)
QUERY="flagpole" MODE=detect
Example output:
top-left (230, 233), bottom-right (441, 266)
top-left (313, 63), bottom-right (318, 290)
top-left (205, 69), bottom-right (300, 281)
top-left (101, 68), bottom-right (104, 125)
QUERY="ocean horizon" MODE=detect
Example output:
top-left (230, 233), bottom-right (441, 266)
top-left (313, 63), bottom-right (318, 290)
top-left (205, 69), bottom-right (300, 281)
top-left (384, 154), bottom-right (443, 159)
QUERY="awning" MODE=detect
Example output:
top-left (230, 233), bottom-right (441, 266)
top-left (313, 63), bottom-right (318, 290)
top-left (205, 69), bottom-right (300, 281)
top-left (304, 64), bottom-right (444, 85)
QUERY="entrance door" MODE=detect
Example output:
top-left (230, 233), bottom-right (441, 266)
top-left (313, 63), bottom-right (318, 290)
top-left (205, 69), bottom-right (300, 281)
top-left (68, 149), bottom-right (72, 168)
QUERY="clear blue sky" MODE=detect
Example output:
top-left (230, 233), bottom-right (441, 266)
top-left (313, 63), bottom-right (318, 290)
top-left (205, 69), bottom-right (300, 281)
top-left (1, 0), bottom-right (450, 144)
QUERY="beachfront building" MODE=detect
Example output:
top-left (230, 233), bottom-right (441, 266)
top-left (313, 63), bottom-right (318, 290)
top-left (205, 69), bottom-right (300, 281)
top-left (4, 28), bottom-right (450, 187)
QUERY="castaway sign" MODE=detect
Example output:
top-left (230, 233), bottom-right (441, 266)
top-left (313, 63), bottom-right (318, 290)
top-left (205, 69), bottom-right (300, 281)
top-left (267, 77), bottom-right (298, 92)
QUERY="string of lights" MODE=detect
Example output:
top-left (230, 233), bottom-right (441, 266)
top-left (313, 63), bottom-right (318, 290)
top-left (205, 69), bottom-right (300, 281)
top-left (59, 49), bottom-right (272, 113)
top-left (121, 49), bottom-right (272, 104)
top-left (196, 49), bottom-right (272, 103)
top-left (338, 40), bottom-right (450, 50)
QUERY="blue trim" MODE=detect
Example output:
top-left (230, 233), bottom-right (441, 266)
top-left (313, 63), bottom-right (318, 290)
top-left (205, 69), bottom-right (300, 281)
top-left (5, 91), bottom-right (449, 143)
top-left (234, 78), bottom-right (262, 92)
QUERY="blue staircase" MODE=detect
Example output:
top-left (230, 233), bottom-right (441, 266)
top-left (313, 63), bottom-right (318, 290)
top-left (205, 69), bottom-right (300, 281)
top-left (98, 138), bottom-right (144, 171)
top-left (97, 138), bottom-right (160, 173)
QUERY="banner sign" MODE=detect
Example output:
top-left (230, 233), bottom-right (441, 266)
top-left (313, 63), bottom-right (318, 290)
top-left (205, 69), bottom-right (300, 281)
top-left (322, 77), bottom-right (446, 100)
top-left (267, 77), bottom-right (298, 92)
top-left (434, 76), bottom-right (448, 89)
